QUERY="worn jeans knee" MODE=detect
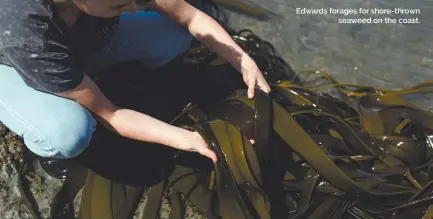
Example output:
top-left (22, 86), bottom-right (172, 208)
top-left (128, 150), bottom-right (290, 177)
top-left (36, 109), bottom-right (96, 159)
top-left (0, 102), bottom-right (96, 159)
top-left (0, 65), bottom-right (97, 159)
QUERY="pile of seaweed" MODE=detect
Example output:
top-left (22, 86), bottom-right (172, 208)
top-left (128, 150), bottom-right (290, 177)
top-left (135, 29), bottom-right (433, 219)
top-left (45, 28), bottom-right (433, 219)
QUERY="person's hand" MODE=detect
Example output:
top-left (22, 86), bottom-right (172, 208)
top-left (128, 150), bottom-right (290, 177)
top-left (239, 54), bottom-right (271, 99)
top-left (177, 130), bottom-right (218, 163)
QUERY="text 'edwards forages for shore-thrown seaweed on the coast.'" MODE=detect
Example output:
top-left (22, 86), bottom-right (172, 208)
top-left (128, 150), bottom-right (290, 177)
top-left (296, 8), bottom-right (421, 15)
top-left (296, 7), bottom-right (421, 24)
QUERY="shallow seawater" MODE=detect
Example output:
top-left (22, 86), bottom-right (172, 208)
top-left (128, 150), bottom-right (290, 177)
top-left (218, 0), bottom-right (433, 109)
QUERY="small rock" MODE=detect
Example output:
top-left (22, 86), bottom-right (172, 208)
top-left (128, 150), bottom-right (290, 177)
top-left (0, 123), bottom-right (7, 136)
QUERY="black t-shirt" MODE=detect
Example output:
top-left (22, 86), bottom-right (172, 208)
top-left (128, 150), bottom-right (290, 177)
top-left (0, 0), bottom-right (119, 93)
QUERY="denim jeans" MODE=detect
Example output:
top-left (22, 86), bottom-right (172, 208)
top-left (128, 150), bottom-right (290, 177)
top-left (0, 12), bottom-right (192, 159)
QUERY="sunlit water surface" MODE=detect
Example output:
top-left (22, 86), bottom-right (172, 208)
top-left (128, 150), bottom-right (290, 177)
top-left (219, 0), bottom-right (433, 109)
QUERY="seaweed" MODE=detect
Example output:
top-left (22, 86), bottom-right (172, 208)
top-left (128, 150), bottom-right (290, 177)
top-left (71, 29), bottom-right (433, 219)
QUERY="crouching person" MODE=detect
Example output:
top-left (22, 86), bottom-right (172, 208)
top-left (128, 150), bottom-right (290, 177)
top-left (0, 0), bottom-right (270, 177)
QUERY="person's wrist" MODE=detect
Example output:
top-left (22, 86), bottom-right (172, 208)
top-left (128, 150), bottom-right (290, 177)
top-left (166, 126), bottom-right (194, 150)
top-left (239, 53), bottom-right (255, 73)
top-left (226, 51), bottom-right (246, 72)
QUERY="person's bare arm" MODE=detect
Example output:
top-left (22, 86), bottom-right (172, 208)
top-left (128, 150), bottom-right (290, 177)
top-left (150, 0), bottom-right (246, 71)
top-left (56, 74), bottom-right (217, 162)
top-left (149, 0), bottom-right (270, 98)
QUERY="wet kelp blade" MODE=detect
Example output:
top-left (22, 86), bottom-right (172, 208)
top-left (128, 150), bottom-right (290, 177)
top-left (141, 165), bottom-right (216, 219)
top-left (198, 121), bottom-right (256, 219)
top-left (51, 163), bottom-right (88, 219)
top-left (189, 119), bottom-right (272, 219)
top-left (207, 120), bottom-right (271, 218)
top-left (423, 205), bottom-right (433, 219)
top-left (253, 88), bottom-right (272, 167)
top-left (78, 169), bottom-right (144, 219)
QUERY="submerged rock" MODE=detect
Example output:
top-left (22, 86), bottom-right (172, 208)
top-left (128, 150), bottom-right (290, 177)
top-left (0, 124), bottom-right (22, 172)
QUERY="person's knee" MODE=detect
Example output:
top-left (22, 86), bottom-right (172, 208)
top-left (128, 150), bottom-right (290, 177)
top-left (0, 64), bottom-right (97, 159)
top-left (35, 109), bottom-right (96, 159)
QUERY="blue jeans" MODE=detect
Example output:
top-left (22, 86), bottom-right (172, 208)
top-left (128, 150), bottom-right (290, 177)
top-left (0, 12), bottom-right (192, 159)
